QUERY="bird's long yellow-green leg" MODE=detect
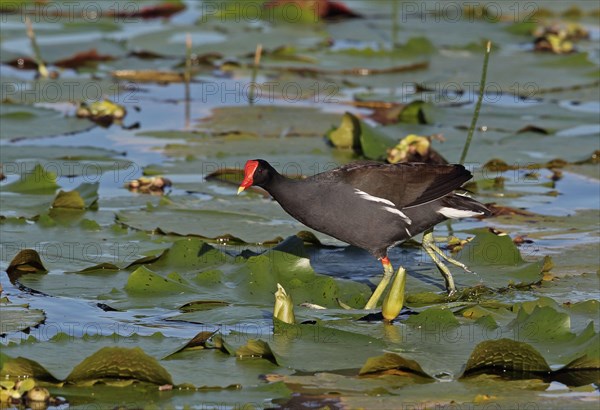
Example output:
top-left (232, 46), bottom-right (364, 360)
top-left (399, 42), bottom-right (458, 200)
top-left (422, 230), bottom-right (457, 295)
top-left (364, 257), bottom-right (394, 309)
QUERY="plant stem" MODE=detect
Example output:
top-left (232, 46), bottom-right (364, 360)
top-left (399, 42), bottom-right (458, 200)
top-left (184, 33), bottom-right (192, 129)
top-left (25, 16), bottom-right (49, 78)
top-left (249, 43), bottom-right (262, 105)
top-left (391, 1), bottom-right (399, 47)
top-left (459, 41), bottom-right (492, 165)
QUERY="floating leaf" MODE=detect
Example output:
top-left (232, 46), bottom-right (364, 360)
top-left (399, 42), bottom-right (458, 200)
top-left (455, 228), bottom-right (546, 288)
top-left (236, 339), bottom-right (278, 365)
top-left (54, 48), bottom-right (115, 69)
top-left (68, 263), bottom-right (120, 274)
top-left (405, 307), bottom-right (460, 328)
top-left (0, 353), bottom-right (60, 383)
top-left (326, 112), bottom-right (360, 149)
top-left (509, 305), bottom-right (573, 342)
top-left (462, 338), bottom-right (552, 377)
top-left (3, 164), bottom-right (58, 194)
top-left (0, 104), bottom-right (94, 141)
top-left (6, 249), bottom-right (47, 280)
top-left (164, 330), bottom-right (218, 358)
top-left (0, 305), bottom-right (45, 336)
top-left (66, 347), bottom-right (173, 385)
top-left (359, 352), bottom-right (433, 379)
top-left (397, 100), bottom-right (431, 124)
top-left (197, 106), bottom-right (340, 138)
top-left (178, 300), bottom-right (230, 312)
top-left (124, 266), bottom-right (195, 295)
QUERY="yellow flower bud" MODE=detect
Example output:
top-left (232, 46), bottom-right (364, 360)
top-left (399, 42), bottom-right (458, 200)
top-left (273, 283), bottom-right (295, 324)
top-left (382, 267), bottom-right (407, 321)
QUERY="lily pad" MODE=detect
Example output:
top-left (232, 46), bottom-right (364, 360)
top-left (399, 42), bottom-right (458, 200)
top-left (66, 346), bottom-right (173, 385)
top-left (359, 352), bottom-right (433, 379)
top-left (0, 103), bottom-right (94, 141)
top-left (197, 105), bottom-right (341, 137)
top-left (51, 182), bottom-right (99, 210)
top-left (3, 163), bottom-right (59, 194)
top-left (0, 304), bottom-right (45, 337)
top-left (0, 353), bottom-right (60, 383)
top-left (462, 338), bottom-right (552, 377)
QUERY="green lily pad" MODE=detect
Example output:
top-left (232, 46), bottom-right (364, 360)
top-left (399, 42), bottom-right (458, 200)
top-left (51, 182), bottom-right (99, 210)
top-left (3, 163), bottom-right (59, 194)
top-left (0, 304), bottom-right (46, 337)
top-left (124, 265), bottom-right (196, 295)
top-left (163, 330), bottom-right (218, 359)
top-left (326, 112), bottom-right (394, 159)
top-left (0, 103), bottom-right (94, 140)
top-left (0, 353), bottom-right (60, 383)
top-left (359, 352), bottom-right (433, 379)
top-left (462, 338), bottom-right (552, 376)
top-left (405, 307), bottom-right (460, 328)
top-left (66, 346), bottom-right (173, 385)
top-left (197, 105), bottom-right (341, 137)
top-left (455, 228), bottom-right (546, 288)
top-left (235, 339), bottom-right (278, 365)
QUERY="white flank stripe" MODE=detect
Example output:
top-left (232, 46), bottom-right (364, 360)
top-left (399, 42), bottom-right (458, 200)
top-left (383, 206), bottom-right (412, 224)
top-left (438, 207), bottom-right (484, 219)
top-left (354, 189), bottom-right (396, 207)
top-left (354, 189), bottom-right (412, 223)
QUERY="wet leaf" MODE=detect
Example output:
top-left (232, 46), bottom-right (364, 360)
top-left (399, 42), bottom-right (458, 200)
top-left (326, 112), bottom-right (360, 149)
top-left (197, 105), bottom-right (340, 138)
top-left (51, 182), bottom-right (99, 210)
top-left (108, 1), bottom-right (185, 19)
top-left (0, 304), bottom-right (45, 337)
top-left (0, 104), bottom-right (94, 141)
top-left (397, 100), bottom-right (431, 124)
top-left (3, 164), bottom-right (58, 194)
top-left (327, 112), bottom-right (392, 159)
top-left (124, 266), bottom-right (195, 295)
top-left (68, 263), bottom-right (120, 274)
top-left (405, 307), bottom-right (460, 328)
top-left (0, 353), bottom-right (60, 383)
top-left (235, 339), bottom-right (278, 365)
top-left (111, 70), bottom-right (186, 83)
top-left (6, 249), bottom-right (47, 280)
top-left (54, 48), bottom-right (115, 69)
top-left (455, 228), bottom-right (546, 288)
top-left (359, 352), bottom-right (433, 379)
top-left (178, 300), bottom-right (229, 312)
top-left (462, 339), bottom-right (552, 376)
top-left (163, 330), bottom-right (218, 358)
top-left (66, 347), bottom-right (173, 385)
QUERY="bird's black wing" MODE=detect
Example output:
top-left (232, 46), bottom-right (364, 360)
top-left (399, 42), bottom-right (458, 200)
top-left (311, 162), bottom-right (472, 208)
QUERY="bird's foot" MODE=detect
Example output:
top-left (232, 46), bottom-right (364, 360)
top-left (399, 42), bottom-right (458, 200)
top-left (422, 233), bottom-right (472, 273)
top-left (422, 231), bottom-right (456, 295)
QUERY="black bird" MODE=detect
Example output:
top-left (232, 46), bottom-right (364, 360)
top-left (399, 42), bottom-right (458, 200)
top-left (237, 159), bottom-right (490, 309)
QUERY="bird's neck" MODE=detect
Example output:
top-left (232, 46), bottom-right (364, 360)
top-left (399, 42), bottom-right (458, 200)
top-left (260, 173), bottom-right (299, 203)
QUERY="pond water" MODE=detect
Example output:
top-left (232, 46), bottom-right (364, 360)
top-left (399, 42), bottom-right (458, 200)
top-left (0, 0), bottom-right (598, 408)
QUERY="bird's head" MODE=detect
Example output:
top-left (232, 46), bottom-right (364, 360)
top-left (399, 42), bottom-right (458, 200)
top-left (237, 159), bottom-right (274, 194)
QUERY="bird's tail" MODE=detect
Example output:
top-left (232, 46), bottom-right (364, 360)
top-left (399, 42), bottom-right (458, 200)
top-left (439, 193), bottom-right (491, 218)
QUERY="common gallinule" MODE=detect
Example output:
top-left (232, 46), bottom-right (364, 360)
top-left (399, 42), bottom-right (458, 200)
top-left (238, 159), bottom-right (490, 309)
